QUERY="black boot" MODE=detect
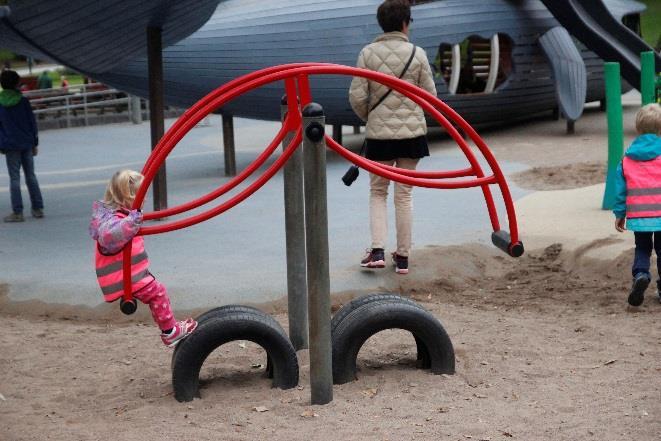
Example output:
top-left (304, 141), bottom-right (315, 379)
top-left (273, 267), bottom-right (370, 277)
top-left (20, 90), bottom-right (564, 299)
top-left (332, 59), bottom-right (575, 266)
top-left (628, 273), bottom-right (650, 306)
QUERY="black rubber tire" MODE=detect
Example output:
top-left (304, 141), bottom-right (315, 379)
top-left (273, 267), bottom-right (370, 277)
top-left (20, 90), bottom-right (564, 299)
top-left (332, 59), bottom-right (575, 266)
top-left (194, 305), bottom-right (284, 334)
top-left (331, 294), bottom-right (430, 369)
top-left (172, 311), bottom-right (299, 402)
top-left (332, 301), bottom-right (455, 385)
top-left (183, 305), bottom-right (284, 379)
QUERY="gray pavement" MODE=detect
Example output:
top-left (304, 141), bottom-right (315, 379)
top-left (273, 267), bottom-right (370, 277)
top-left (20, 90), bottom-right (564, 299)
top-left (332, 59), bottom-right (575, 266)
top-left (0, 116), bottom-right (528, 310)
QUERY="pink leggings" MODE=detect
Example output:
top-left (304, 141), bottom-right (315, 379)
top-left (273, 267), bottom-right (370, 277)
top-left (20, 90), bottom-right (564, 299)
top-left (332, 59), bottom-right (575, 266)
top-left (133, 280), bottom-right (176, 332)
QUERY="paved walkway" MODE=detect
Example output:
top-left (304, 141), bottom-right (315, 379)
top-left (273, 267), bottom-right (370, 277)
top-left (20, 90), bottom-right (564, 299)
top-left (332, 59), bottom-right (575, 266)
top-left (0, 116), bottom-right (528, 309)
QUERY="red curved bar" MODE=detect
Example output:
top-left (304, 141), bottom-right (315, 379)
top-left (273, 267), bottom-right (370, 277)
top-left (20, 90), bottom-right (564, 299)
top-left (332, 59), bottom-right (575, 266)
top-left (141, 63), bottom-right (330, 176)
top-left (135, 64), bottom-right (519, 241)
top-left (135, 65), bottom-right (482, 212)
top-left (121, 63), bottom-right (521, 300)
top-left (325, 136), bottom-right (497, 189)
top-left (141, 129), bottom-right (302, 235)
top-left (143, 115), bottom-right (292, 220)
top-left (365, 162), bottom-right (475, 179)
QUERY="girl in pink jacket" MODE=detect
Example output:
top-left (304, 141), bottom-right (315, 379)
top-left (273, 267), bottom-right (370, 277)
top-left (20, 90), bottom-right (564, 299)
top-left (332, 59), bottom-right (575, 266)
top-left (89, 170), bottom-right (197, 347)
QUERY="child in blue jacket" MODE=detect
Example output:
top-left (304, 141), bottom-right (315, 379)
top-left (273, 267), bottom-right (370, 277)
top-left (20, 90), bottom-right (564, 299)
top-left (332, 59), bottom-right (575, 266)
top-left (613, 103), bottom-right (661, 306)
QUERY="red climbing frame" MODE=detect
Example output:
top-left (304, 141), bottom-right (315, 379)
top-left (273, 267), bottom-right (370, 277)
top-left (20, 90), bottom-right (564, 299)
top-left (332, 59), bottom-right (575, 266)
top-left (120, 63), bottom-right (523, 306)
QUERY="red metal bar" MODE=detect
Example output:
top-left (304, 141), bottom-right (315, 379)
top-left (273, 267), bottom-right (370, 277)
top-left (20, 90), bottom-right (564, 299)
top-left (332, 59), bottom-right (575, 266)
top-left (136, 64), bottom-right (517, 239)
top-left (297, 74), bottom-right (312, 107)
top-left (325, 136), bottom-right (497, 189)
top-left (122, 245), bottom-right (132, 302)
top-left (120, 63), bottom-right (522, 301)
top-left (142, 63), bottom-right (328, 175)
top-left (143, 115), bottom-right (291, 220)
top-left (141, 129), bottom-right (303, 235)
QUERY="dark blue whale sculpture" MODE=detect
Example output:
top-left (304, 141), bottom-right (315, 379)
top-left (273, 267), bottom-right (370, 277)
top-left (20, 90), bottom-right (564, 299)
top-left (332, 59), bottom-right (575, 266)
top-left (0, 0), bottom-right (655, 127)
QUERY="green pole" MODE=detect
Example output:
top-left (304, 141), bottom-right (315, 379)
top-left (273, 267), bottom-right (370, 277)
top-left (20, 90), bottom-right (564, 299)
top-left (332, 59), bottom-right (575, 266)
top-left (602, 62), bottom-right (623, 210)
top-left (641, 51), bottom-right (655, 106)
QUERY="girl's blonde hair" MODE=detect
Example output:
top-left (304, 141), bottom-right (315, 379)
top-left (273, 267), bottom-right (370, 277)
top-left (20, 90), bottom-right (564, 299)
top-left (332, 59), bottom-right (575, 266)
top-left (104, 169), bottom-right (144, 209)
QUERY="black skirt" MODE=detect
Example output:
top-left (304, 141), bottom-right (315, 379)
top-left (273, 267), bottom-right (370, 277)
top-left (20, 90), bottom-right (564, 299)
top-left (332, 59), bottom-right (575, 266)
top-left (365, 136), bottom-right (429, 161)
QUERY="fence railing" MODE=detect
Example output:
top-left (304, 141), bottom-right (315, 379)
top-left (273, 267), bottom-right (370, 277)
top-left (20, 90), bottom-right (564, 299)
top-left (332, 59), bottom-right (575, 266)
top-left (25, 82), bottom-right (139, 127)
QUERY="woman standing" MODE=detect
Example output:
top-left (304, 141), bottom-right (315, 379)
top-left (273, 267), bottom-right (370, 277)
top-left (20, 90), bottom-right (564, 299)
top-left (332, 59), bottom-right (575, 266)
top-left (349, 0), bottom-right (437, 274)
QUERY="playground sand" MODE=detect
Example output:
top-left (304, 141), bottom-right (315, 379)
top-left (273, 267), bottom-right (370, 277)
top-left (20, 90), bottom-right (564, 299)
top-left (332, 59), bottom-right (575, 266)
top-left (2, 97), bottom-right (660, 440)
top-left (1, 242), bottom-right (660, 441)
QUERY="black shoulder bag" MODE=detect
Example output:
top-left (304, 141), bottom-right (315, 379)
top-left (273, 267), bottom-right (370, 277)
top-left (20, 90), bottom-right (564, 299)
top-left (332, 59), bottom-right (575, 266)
top-left (342, 44), bottom-right (417, 186)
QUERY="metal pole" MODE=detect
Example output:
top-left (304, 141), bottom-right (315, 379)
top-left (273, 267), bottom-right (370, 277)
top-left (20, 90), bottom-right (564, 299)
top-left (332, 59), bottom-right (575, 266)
top-left (302, 102), bottom-right (333, 405)
top-left (281, 96), bottom-right (308, 351)
top-left (222, 114), bottom-right (237, 176)
top-left (147, 26), bottom-right (167, 212)
top-left (82, 83), bottom-right (89, 126)
top-left (641, 51), bottom-right (655, 106)
top-left (332, 124), bottom-right (342, 145)
top-left (129, 96), bottom-right (142, 124)
top-left (602, 62), bottom-right (623, 210)
top-left (65, 96), bottom-right (70, 128)
top-left (353, 125), bottom-right (360, 135)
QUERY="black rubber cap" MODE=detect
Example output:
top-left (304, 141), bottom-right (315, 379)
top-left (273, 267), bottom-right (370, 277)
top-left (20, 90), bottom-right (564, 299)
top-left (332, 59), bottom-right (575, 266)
top-left (509, 241), bottom-right (525, 258)
top-left (305, 122), bottom-right (325, 142)
top-left (120, 298), bottom-right (138, 315)
top-left (302, 102), bottom-right (324, 117)
top-left (281, 94), bottom-right (299, 105)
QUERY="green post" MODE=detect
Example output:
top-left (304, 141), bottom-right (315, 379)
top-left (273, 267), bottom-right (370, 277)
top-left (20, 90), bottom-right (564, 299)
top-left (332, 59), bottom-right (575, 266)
top-left (602, 62), bottom-right (623, 210)
top-left (641, 51), bottom-right (655, 106)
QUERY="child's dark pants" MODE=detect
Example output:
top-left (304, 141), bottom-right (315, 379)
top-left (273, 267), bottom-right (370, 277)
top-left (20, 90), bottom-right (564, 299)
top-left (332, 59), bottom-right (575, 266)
top-left (632, 231), bottom-right (661, 280)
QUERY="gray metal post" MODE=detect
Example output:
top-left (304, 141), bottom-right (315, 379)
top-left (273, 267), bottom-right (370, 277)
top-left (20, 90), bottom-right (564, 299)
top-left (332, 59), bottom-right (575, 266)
top-left (130, 96), bottom-right (142, 124)
top-left (332, 124), bottom-right (342, 145)
top-left (147, 26), bottom-right (168, 212)
top-left (281, 96), bottom-right (309, 350)
top-left (302, 102), bottom-right (333, 405)
top-left (65, 96), bottom-right (70, 128)
top-left (83, 84), bottom-right (89, 126)
top-left (222, 114), bottom-right (237, 176)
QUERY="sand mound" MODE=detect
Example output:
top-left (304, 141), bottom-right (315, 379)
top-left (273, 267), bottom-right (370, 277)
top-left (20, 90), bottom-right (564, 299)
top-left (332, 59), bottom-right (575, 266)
top-left (512, 162), bottom-right (606, 191)
top-left (372, 240), bottom-right (636, 315)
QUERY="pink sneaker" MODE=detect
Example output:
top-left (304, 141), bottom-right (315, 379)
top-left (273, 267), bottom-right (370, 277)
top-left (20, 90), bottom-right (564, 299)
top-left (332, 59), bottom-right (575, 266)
top-left (161, 319), bottom-right (198, 347)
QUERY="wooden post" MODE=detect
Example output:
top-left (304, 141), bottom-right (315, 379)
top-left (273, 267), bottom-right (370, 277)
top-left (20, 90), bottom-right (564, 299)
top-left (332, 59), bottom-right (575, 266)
top-left (222, 114), bottom-right (237, 176)
top-left (332, 124), bottom-right (342, 145)
top-left (302, 103), bottom-right (333, 405)
top-left (147, 26), bottom-right (167, 212)
top-left (281, 96), bottom-right (308, 350)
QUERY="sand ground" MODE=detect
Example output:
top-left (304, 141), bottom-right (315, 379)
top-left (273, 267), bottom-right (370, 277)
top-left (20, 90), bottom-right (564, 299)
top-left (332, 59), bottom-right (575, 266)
top-left (2, 99), bottom-right (660, 441)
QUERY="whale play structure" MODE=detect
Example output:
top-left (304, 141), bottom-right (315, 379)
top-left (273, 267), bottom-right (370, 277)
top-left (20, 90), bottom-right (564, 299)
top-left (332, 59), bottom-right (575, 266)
top-left (0, 0), bottom-right (659, 128)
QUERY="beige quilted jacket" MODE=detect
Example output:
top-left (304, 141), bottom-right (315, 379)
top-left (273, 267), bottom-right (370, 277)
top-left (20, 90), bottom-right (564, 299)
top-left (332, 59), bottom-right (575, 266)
top-left (349, 32), bottom-right (437, 140)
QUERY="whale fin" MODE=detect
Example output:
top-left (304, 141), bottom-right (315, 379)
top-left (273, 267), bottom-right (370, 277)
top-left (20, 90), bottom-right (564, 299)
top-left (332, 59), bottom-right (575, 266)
top-left (539, 26), bottom-right (587, 122)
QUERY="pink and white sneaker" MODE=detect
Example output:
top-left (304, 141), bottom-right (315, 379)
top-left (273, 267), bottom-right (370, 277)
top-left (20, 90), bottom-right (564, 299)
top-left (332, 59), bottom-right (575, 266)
top-left (161, 319), bottom-right (198, 347)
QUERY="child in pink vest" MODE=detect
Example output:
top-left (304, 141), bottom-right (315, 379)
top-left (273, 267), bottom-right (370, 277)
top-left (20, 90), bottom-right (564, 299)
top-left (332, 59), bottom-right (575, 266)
top-left (613, 104), bottom-right (661, 306)
top-left (89, 170), bottom-right (197, 346)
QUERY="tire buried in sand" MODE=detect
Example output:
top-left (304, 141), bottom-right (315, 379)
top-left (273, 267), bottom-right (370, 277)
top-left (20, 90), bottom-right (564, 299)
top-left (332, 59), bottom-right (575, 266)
top-left (331, 293), bottom-right (431, 368)
top-left (172, 311), bottom-right (299, 402)
top-left (332, 301), bottom-right (455, 385)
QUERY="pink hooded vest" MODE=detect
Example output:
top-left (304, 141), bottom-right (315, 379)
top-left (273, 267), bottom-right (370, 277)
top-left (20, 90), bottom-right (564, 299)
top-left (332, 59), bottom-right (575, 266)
top-left (95, 236), bottom-right (153, 302)
top-left (623, 156), bottom-right (661, 219)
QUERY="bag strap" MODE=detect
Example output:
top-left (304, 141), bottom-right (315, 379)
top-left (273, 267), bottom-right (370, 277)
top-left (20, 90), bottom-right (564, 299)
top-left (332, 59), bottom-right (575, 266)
top-left (369, 43), bottom-right (417, 113)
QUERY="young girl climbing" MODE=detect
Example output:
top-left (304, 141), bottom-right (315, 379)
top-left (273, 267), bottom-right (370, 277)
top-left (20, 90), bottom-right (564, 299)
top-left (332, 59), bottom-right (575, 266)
top-left (89, 169), bottom-right (197, 346)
